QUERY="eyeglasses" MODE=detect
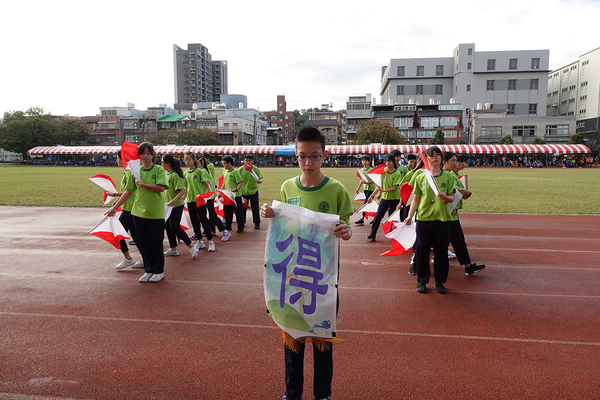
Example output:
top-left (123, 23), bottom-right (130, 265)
top-left (296, 154), bottom-right (323, 162)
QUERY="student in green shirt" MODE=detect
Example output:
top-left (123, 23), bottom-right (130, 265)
top-left (238, 154), bottom-right (264, 229)
top-left (366, 154), bottom-right (403, 241)
top-left (354, 155), bottom-right (376, 226)
top-left (106, 142), bottom-right (168, 283)
top-left (221, 155), bottom-right (244, 233)
top-left (260, 127), bottom-right (352, 400)
top-left (404, 146), bottom-right (458, 294)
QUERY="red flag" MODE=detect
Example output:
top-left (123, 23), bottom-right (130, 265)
top-left (400, 182), bottom-right (414, 206)
top-left (416, 147), bottom-right (440, 196)
top-left (244, 163), bottom-right (259, 180)
top-left (367, 164), bottom-right (385, 187)
top-left (241, 196), bottom-right (252, 210)
top-left (416, 147), bottom-right (430, 171)
top-left (380, 222), bottom-right (416, 256)
top-left (217, 189), bottom-right (236, 207)
top-left (180, 211), bottom-right (190, 231)
top-left (196, 191), bottom-right (215, 207)
top-left (88, 174), bottom-right (117, 206)
top-left (217, 176), bottom-right (224, 189)
top-left (355, 200), bottom-right (378, 220)
top-left (121, 142), bottom-right (141, 180)
top-left (214, 196), bottom-right (225, 217)
top-left (88, 216), bottom-right (130, 249)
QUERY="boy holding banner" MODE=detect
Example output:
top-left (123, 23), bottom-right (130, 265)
top-left (261, 127), bottom-right (352, 400)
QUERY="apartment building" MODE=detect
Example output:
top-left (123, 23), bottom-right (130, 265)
top-left (346, 94), bottom-right (373, 143)
top-left (263, 95), bottom-right (295, 145)
top-left (303, 103), bottom-right (345, 144)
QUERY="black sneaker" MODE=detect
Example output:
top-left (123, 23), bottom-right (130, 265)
top-left (254, 224), bottom-right (260, 229)
top-left (434, 282), bottom-right (447, 294)
top-left (355, 219), bottom-right (364, 226)
top-left (369, 220), bottom-right (374, 224)
top-left (465, 263), bottom-right (487, 276)
top-left (416, 282), bottom-right (426, 293)
top-left (408, 263), bottom-right (417, 275)
top-left (366, 233), bottom-right (376, 241)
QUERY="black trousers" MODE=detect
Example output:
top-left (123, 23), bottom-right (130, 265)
top-left (206, 199), bottom-right (225, 232)
top-left (242, 191), bottom-right (261, 225)
top-left (223, 204), bottom-right (236, 231)
top-left (133, 216), bottom-right (165, 274)
top-left (448, 217), bottom-right (471, 266)
top-left (187, 202), bottom-right (213, 241)
top-left (415, 220), bottom-right (450, 284)
top-left (234, 197), bottom-right (246, 230)
top-left (360, 190), bottom-right (374, 219)
top-left (370, 199), bottom-right (400, 236)
top-left (118, 210), bottom-right (138, 254)
top-left (284, 343), bottom-right (333, 400)
top-left (165, 205), bottom-right (192, 248)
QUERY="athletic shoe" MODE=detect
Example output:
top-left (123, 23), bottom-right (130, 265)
top-left (132, 258), bottom-right (144, 268)
top-left (207, 241), bottom-right (215, 252)
top-left (197, 239), bottom-right (206, 249)
top-left (366, 233), bottom-right (376, 241)
top-left (128, 240), bottom-right (136, 245)
top-left (408, 263), bottom-right (417, 275)
top-left (221, 231), bottom-right (230, 242)
top-left (139, 273), bottom-right (152, 283)
top-left (448, 250), bottom-right (456, 259)
top-left (237, 228), bottom-right (244, 233)
top-left (254, 224), bottom-right (260, 229)
top-left (282, 395), bottom-right (303, 400)
top-left (355, 219), bottom-right (364, 226)
top-left (164, 248), bottom-right (179, 256)
top-left (190, 244), bottom-right (199, 259)
top-left (435, 282), bottom-right (447, 294)
top-left (149, 273), bottom-right (164, 283)
top-left (370, 220), bottom-right (374, 224)
top-left (416, 282), bottom-right (426, 293)
top-left (115, 258), bottom-right (136, 270)
top-left (190, 234), bottom-right (197, 240)
top-left (465, 263), bottom-right (487, 276)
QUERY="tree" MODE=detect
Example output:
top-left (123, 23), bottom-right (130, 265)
top-left (293, 109), bottom-right (310, 132)
top-left (355, 119), bottom-right (405, 145)
top-left (532, 137), bottom-right (546, 145)
top-left (499, 135), bottom-right (514, 144)
top-left (145, 128), bottom-right (220, 146)
top-left (567, 132), bottom-right (585, 144)
top-left (0, 107), bottom-right (56, 155)
top-left (429, 129), bottom-right (445, 145)
top-left (54, 118), bottom-right (90, 145)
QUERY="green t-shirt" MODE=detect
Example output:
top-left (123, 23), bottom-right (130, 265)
top-left (126, 164), bottom-right (168, 220)
top-left (401, 169), bottom-right (417, 184)
top-left (184, 168), bottom-right (210, 203)
top-left (165, 171), bottom-right (187, 208)
top-left (120, 170), bottom-right (136, 212)
top-left (450, 170), bottom-right (465, 221)
top-left (280, 176), bottom-right (354, 226)
top-left (380, 167), bottom-right (403, 200)
top-left (410, 170), bottom-right (458, 222)
top-left (396, 164), bottom-right (409, 179)
top-left (359, 167), bottom-right (377, 192)
top-left (207, 162), bottom-right (217, 186)
top-left (222, 167), bottom-right (243, 196)
top-left (238, 164), bottom-right (263, 196)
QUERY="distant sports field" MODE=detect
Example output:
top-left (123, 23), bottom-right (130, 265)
top-left (0, 165), bottom-right (598, 215)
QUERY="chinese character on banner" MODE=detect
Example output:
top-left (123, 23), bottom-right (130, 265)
top-left (264, 200), bottom-right (340, 340)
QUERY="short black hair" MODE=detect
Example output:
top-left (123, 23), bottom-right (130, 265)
top-left (391, 149), bottom-right (402, 157)
top-left (221, 155), bottom-right (233, 165)
top-left (138, 142), bottom-right (155, 156)
top-left (443, 152), bottom-right (456, 163)
top-left (296, 127), bottom-right (325, 151)
top-left (243, 154), bottom-right (254, 160)
top-left (361, 155), bottom-right (371, 162)
top-left (457, 154), bottom-right (468, 162)
top-left (203, 152), bottom-right (211, 159)
top-left (384, 153), bottom-right (397, 168)
top-left (407, 154), bottom-right (417, 160)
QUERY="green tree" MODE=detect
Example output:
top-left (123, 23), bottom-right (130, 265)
top-left (429, 129), bottom-right (445, 145)
top-left (54, 118), bottom-right (90, 145)
top-left (532, 137), bottom-right (546, 145)
top-left (293, 109), bottom-right (310, 132)
top-left (145, 128), bottom-right (220, 145)
top-left (0, 107), bottom-right (56, 156)
top-left (499, 134), bottom-right (514, 144)
top-left (355, 119), bottom-right (404, 145)
top-left (567, 132), bottom-right (585, 144)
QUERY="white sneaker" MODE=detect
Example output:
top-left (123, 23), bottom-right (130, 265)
top-left (149, 273), bottom-right (164, 282)
top-left (132, 258), bottom-right (144, 268)
top-left (164, 248), bottom-right (179, 256)
top-left (197, 239), bottom-right (206, 249)
top-left (139, 273), bottom-right (152, 282)
top-left (208, 240), bottom-right (215, 252)
top-left (190, 244), bottom-right (199, 259)
top-left (221, 230), bottom-right (230, 242)
top-left (115, 258), bottom-right (136, 270)
top-left (448, 250), bottom-right (456, 259)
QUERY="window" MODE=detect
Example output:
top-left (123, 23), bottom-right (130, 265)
top-left (513, 126), bottom-right (536, 136)
top-left (436, 65), bottom-right (444, 76)
top-left (553, 91), bottom-right (558, 95)
top-left (468, 48), bottom-right (472, 55)
top-left (562, 88), bottom-right (568, 93)
top-left (580, 95), bottom-right (587, 100)
top-left (397, 66), bottom-right (405, 76)
top-left (561, 100), bottom-right (567, 105)
top-left (530, 79), bottom-right (539, 90)
top-left (487, 80), bottom-right (495, 90)
top-left (487, 59), bottom-right (496, 70)
top-left (435, 84), bottom-right (443, 95)
top-left (420, 116), bottom-right (439, 128)
top-left (480, 126), bottom-right (503, 137)
top-left (509, 58), bottom-right (518, 70)
top-left (397, 85), bottom-right (404, 95)
top-left (571, 65), bottom-right (577, 70)
top-left (416, 85), bottom-right (423, 95)
top-left (417, 65), bottom-right (424, 76)
top-left (579, 109), bottom-right (586, 114)
top-left (581, 81), bottom-right (588, 87)
top-left (508, 79), bottom-right (516, 90)
top-left (546, 125), bottom-right (569, 135)
top-left (529, 104), bottom-right (537, 114)
top-left (582, 60), bottom-right (589, 66)
top-left (285, 115), bottom-right (288, 120)
top-left (467, 84), bottom-right (471, 91)
top-left (443, 130), bottom-right (458, 138)
top-left (569, 85), bottom-right (576, 91)
top-left (507, 104), bottom-right (515, 114)
top-left (531, 58), bottom-right (540, 69)
top-left (569, 98), bottom-right (575, 104)
top-left (568, 111), bottom-right (575, 116)
top-left (467, 62), bottom-right (472, 70)
top-left (394, 117), bottom-right (413, 128)
top-left (440, 117), bottom-right (458, 127)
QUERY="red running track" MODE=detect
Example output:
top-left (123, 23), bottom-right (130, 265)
top-left (0, 207), bottom-right (599, 399)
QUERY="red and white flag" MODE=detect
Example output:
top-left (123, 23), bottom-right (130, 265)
top-left (214, 196), bottom-right (225, 217)
top-left (241, 196), bottom-right (252, 210)
top-left (356, 168), bottom-right (368, 182)
top-left (416, 147), bottom-right (440, 196)
top-left (400, 182), bottom-right (414, 206)
top-left (196, 191), bottom-right (215, 207)
top-left (217, 189), bottom-right (236, 207)
top-left (88, 216), bottom-right (130, 249)
top-left (217, 175), bottom-right (225, 189)
top-left (121, 141), bottom-right (141, 180)
top-left (355, 200), bottom-right (379, 220)
top-left (180, 211), bottom-right (190, 231)
top-left (367, 164), bottom-right (385, 187)
top-left (244, 163), bottom-right (259, 181)
top-left (380, 221), bottom-right (416, 256)
top-left (381, 208), bottom-right (401, 234)
top-left (353, 192), bottom-right (366, 201)
top-left (88, 174), bottom-right (117, 206)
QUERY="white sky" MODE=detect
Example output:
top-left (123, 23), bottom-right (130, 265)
top-left (1, 0), bottom-right (599, 118)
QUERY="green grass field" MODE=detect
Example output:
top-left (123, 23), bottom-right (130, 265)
top-left (0, 165), bottom-right (598, 214)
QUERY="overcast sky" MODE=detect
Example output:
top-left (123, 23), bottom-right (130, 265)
top-left (1, 0), bottom-right (599, 118)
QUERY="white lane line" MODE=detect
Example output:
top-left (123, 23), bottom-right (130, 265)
top-left (1, 311), bottom-right (598, 347)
